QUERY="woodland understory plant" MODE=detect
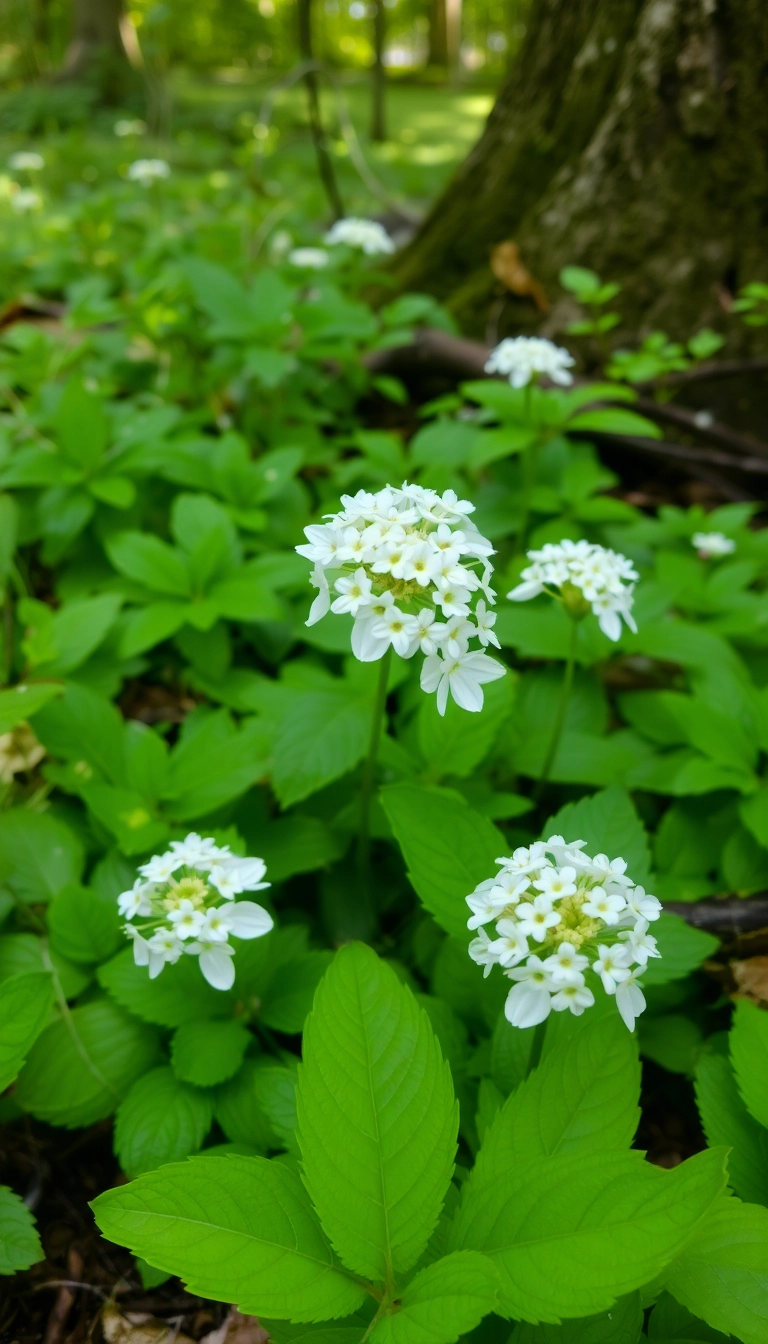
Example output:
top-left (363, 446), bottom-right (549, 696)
top-left (1, 157), bottom-right (768, 1344)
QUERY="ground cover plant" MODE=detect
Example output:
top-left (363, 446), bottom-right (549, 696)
top-left (1, 102), bottom-right (768, 1344)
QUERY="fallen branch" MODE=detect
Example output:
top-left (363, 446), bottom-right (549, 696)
top-left (633, 396), bottom-right (768, 461)
top-left (664, 898), bottom-right (768, 932)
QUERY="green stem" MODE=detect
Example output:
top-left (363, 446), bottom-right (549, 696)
top-left (516, 382), bottom-right (535, 554)
top-left (357, 647), bottom-right (393, 878)
top-left (525, 1016), bottom-right (548, 1077)
top-left (534, 618), bottom-right (578, 802)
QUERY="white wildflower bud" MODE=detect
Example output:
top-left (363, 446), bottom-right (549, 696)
top-left (692, 531), bottom-right (735, 558)
top-left (324, 217), bottom-right (395, 256)
top-left (484, 336), bottom-right (575, 389)
top-left (295, 483), bottom-right (506, 715)
top-left (507, 538), bottom-right (639, 642)
top-left (118, 832), bottom-right (272, 991)
top-left (127, 158), bottom-right (171, 185)
top-left (9, 152), bottom-right (44, 172)
top-left (288, 247), bottom-right (330, 269)
top-left (465, 835), bottom-right (662, 1032)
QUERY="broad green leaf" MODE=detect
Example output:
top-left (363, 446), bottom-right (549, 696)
top-left (730, 1000), bottom-right (768, 1129)
top-left (544, 786), bottom-right (651, 884)
top-left (0, 1186), bottom-right (43, 1274)
top-left (118, 601), bottom-right (189, 658)
top-left (641, 914), bottom-right (719, 986)
top-left (107, 531), bottom-right (191, 596)
top-left (647, 1289), bottom-right (728, 1341)
top-left (79, 781), bottom-right (170, 856)
top-left (381, 784), bottom-right (505, 940)
top-left (511, 1292), bottom-right (643, 1344)
top-left (695, 1054), bottom-right (768, 1206)
top-left (259, 1325), bottom-right (367, 1344)
top-left (272, 690), bottom-right (372, 809)
top-left (166, 711), bottom-right (270, 820)
top-left (567, 407), bottom-right (661, 438)
top-left (639, 1015), bottom-right (703, 1076)
top-left (297, 943), bottom-right (458, 1283)
top-left (171, 1018), bottom-right (251, 1087)
top-left (0, 972), bottom-right (54, 1092)
top-left (115, 1067), bottom-right (214, 1177)
top-left (0, 931), bottom-right (90, 999)
top-left (451, 1147), bottom-right (727, 1323)
top-left (47, 883), bottom-right (123, 964)
top-left (91, 1155), bottom-right (367, 1321)
top-left (98, 946), bottom-right (228, 1027)
top-left (250, 1064), bottom-right (299, 1155)
top-left (0, 683), bottom-right (63, 734)
top-left (33, 681), bottom-right (126, 784)
top-left (36, 593), bottom-right (123, 676)
top-left (245, 815), bottom-right (344, 883)
top-left (54, 378), bottom-right (109, 469)
top-left (370, 1251), bottom-right (499, 1344)
top-left (418, 676), bottom-right (514, 782)
top-left (0, 809), bottom-right (84, 903)
top-left (214, 1057), bottom-right (282, 1150)
top-left (15, 996), bottom-right (161, 1128)
top-left (470, 1013), bottom-right (640, 1195)
top-left (665, 1198), bottom-right (768, 1344)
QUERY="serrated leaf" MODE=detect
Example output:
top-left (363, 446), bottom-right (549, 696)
top-left (0, 1186), bottom-right (43, 1274)
top-left (91, 1155), bottom-right (367, 1321)
top-left (469, 1014), bottom-right (640, 1197)
top-left (0, 972), bottom-right (54, 1092)
top-left (272, 690), bottom-right (372, 808)
top-left (115, 1067), bottom-right (214, 1177)
top-left (511, 1291), bottom-right (643, 1344)
top-left (0, 931), bottom-right (90, 999)
top-left (47, 883), bottom-right (123, 963)
top-left (695, 1053), bottom-right (768, 1206)
top-left (665, 1198), bottom-right (768, 1344)
top-left (15, 996), bottom-right (161, 1128)
top-left (730, 1000), bottom-right (768, 1129)
top-left (381, 784), bottom-right (505, 940)
top-left (0, 809), bottom-right (84, 903)
top-left (297, 943), bottom-right (458, 1283)
top-left (451, 1147), bottom-right (726, 1323)
top-left (215, 1057), bottom-right (282, 1150)
top-left (171, 1018), bottom-right (251, 1087)
top-left (544, 786), bottom-right (651, 885)
top-left (370, 1251), bottom-right (499, 1344)
top-left (98, 946), bottom-right (230, 1026)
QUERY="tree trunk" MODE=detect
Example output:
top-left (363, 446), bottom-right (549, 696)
top-left (57, 0), bottom-right (135, 99)
top-left (371, 0), bottom-right (387, 142)
top-left (428, 0), bottom-right (449, 67)
top-left (395, 0), bottom-right (768, 346)
top-left (297, 0), bottom-right (345, 220)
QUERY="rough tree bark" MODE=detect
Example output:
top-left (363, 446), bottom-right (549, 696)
top-left (57, 0), bottom-right (137, 101)
top-left (395, 0), bottom-right (768, 343)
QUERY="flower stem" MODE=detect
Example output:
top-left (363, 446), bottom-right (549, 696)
top-left (534, 618), bottom-right (578, 802)
top-left (516, 383), bottom-right (535, 554)
top-left (525, 1016), bottom-right (548, 1077)
top-left (357, 647), bottom-right (393, 879)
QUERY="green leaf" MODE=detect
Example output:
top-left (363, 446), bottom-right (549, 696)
top-left (451, 1147), bottom-right (727, 1323)
top-left (98, 946), bottom-right (229, 1027)
top-left (544, 786), bottom-right (651, 885)
top-left (15, 996), bottom-right (161, 1128)
top-left (35, 594), bottom-right (123, 676)
top-left (730, 1000), bottom-right (768, 1129)
top-left (511, 1292), bottom-right (643, 1344)
top-left (566, 407), bottom-right (661, 438)
top-left (166, 711), bottom-right (271, 820)
top-left (171, 1018), bottom-right (251, 1088)
top-left (0, 683), bottom-right (63, 734)
top-left (665, 1198), bottom-right (768, 1344)
top-left (107, 531), bottom-right (191, 597)
top-left (214, 1057), bottom-right (282, 1150)
top-left (639, 1015), bottom-right (703, 1076)
top-left (695, 1053), bottom-right (768, 1206)
top-left (47, 883), bottom-right (123, 963)
top-left (54, 379), bottom-right (109, 470)
top-left (79, 781), bottom-right (170, 856)
top-left (119, 601), bottom-right (190, 657)
top-left (0, 931), bottom-right (90, 999)
top-left (381, 784), bottom-right (505, 941)
top-left (91, 1154), bottom-right (367, 1321)
top-left (470, 1013), bottom-right (640, 1195)
top-left (297, 942), bottom-right (458, 1283)
top-left (0, 1186), bottom-right (43, 1274)
top-left (647, 1289), bottom-right (728, 1341)
top-left (33, 681), bottom-right (126, 783)
top-left (272, 690), bottom-right (372, 809)
top-left (115, 1066), bottom-right (214, 1177)
top-left (418, 676), bottom-right (514, 781)
top-left (370, 1252), bottom-right (499, 1344)
top-left (0, 972), bottom-right (54, 1092)
top-left (0, 809), bottom-right (84, 903)
top-left (641, 914), bottom-right (720, 986)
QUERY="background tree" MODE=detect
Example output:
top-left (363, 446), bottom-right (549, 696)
top-left (56, 0), bottom-right (138, 100)
top-left (395, 0), bottom-right (768, 344)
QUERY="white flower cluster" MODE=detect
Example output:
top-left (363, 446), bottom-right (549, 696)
top-left (296, 483), bottom-right (505, 715)
top-left (119, 833), bottom-right (272, 991)
top-left (324, 217), bottom-right (395, 256)
top-left (127, 158), bottom-right (171, 185)
top-left (289, 247), bottom-right (330, 269)
top-left (692, 531), bottom-right (735, 558)
top-left (508, 539), bottom-right (638, 642)
top-left (485, 336), bottom-right (575, 389)
top-left (467, 836), bottom-right (662, 1031)
top-left (8, 152), bottom-right (44, 172)
top-left (10, 189), bottom-right (42, 214)
top-left (114, 119), bottom-right (147, 137)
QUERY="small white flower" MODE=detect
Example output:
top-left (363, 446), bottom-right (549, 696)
top-left (167, 900), bottom-right (206, 940)
top-left (466, 879), bottom-right (507, 929)
top-left (594, 944), bottom-right (632, 994)
top-left (485, 336), bottom-right (575, 389)
top-left (114, 119), bottom-right (146, 137)
top-left (332, 568), bottom-right (374, 616)
top-left (194, 941), bottom-right (237, 991)
top-left (515, 896), bottom-right (562, 941)
top-left (127, 158), bottom-right (170, 185)
top-left (693, 531), bottom-right (735, 558)
top-left (146, 929), bottom-right (184, 978)
top-left (412, 609), bottom-right (447, 656)
top-left (324, 217), bottom-right (395, 255)
top-left (372, 606), bottom-right (420, 656)
top-left (288, 247), bottom-right (329, 269)
top-left (618, 919), bottom-right (660, 964)
top-left (493, 919), bottom-right (530, 968)
top-left (508, 539), bottom-right (638, 642)
top-left (468, 927), bottom-right (501, 978)
top-left (11, 189), bottom-right (42, 213)
top-left (581, 888), bottom-right (627, 925)
top-left (306, 562), bottom-right (331, 626)
top-left (117, 879), bottom-right (155, 918)
top-left (474, 600), bottom-right (500, 649)
top-left (615, 974), bottom-right (646, 1031)
top-left (624, 885), bottom-right (662, 921)
top-left (504, 957), bottom-right (555, 1027)
top-left (199, 907), bottom-right (232, 942)
top-left (543, 941), bottom-right (589, 982)
top-left (139, 850), bottom-right (179, 883)
top-left (551, 980), bottom-right (595, 1015)
top-left (225, 901), bottom-right (274, 939)
top-left (533, 865), bottom-right (577, 901)
top-left (420, 648), bottom-right (506, 716)
top-left (9, 152), bottom-right (44, 172)
top-left (170, 833), bottom-right (220, 867)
